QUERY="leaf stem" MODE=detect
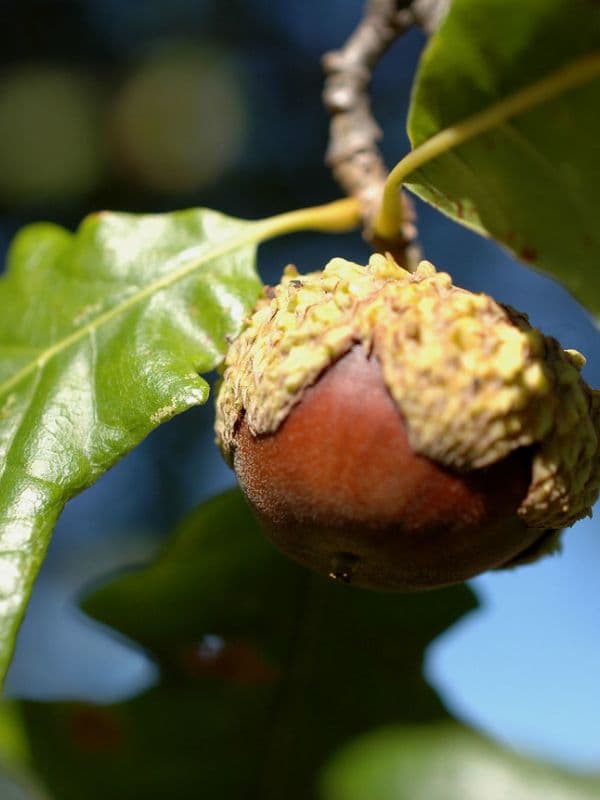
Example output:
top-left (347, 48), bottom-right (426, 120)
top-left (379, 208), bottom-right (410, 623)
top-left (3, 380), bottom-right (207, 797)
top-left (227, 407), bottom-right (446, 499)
top-left (375, 50), bottom-right (600, 239)
top-left (253, 196), bottom-right (361, 240)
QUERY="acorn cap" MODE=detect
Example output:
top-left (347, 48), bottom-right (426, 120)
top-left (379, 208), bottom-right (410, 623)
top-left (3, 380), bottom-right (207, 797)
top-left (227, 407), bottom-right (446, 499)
top-left (215, 255), bottom-right (600, 532)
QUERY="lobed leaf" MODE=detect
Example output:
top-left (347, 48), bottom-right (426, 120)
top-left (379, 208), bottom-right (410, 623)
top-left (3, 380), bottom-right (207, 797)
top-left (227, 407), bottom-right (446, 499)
top-left (0, 208), bottom-right (263, 684)
top-left (403, 0), bottom-right (600, 311)
top-left (21, 490), bottom-right (476, 800)
top-left (0, 702), bottom-right (47, 799)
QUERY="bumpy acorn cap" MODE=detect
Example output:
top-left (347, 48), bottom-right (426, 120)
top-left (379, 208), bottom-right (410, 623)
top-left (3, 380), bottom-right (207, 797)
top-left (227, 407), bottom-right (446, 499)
top-left (215, 255), bottom-right (600, 532)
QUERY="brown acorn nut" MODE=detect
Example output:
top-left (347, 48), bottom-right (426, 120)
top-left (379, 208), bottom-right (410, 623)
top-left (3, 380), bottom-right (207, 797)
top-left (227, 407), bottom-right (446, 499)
top-left (215, 256), bottom-right (600, 591)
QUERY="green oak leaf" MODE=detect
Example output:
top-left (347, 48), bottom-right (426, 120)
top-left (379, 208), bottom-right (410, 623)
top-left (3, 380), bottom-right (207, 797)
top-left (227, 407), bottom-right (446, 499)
top-left (0, 702), bottom-right (48, 800)
top-left (403, 0), bottom-right (600, 310)
top-left (319, 722), bottom-right (600, 800)
top-left (20, 490), bottom-right (476, 800)
top-left (0, 208), bottom-right (263, 685)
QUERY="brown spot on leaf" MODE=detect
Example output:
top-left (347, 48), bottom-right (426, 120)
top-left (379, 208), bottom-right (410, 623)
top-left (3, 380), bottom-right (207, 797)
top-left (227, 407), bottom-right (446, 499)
top-left (520, 246), bottom-right (538, 263)
top-left (69, 704), bottom-right (124, 754)
top-left (180, 637), bottom-right (280, 685)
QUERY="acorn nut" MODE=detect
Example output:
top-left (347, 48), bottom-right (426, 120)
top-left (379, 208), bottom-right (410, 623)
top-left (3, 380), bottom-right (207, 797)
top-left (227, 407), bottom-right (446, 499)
top-left (215, 255), bottom-right (600, 591)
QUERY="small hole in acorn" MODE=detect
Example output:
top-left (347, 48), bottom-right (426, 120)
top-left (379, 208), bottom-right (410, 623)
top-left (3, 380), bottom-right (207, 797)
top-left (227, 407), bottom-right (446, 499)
top-left (328, 552), bottom-right (360, 584)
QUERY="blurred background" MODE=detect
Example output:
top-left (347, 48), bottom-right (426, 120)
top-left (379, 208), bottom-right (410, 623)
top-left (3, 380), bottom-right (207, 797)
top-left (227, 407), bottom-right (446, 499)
top-left (1, 0), bottom-right (599, 774)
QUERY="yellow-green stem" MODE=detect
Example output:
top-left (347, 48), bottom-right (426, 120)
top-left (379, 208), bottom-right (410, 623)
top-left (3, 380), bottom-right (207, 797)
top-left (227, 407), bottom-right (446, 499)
top-left (375, 51), bottom-right (600, 240)
top-left (253, 196), bottom-right (361, 241)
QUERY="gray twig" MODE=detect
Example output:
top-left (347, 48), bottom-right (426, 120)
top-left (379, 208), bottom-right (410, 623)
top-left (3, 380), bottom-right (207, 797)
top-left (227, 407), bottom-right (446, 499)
top-left (322, 0), bottom-right (447, 267)
top-left (412, 0), bottom-right (450, 34)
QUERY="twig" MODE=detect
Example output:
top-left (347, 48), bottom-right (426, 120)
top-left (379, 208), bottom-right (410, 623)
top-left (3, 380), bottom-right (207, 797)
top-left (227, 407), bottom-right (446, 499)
top-left (322, 0), bottom-right (448, 267)
top-left (412, 0), bottom-right (451, 34)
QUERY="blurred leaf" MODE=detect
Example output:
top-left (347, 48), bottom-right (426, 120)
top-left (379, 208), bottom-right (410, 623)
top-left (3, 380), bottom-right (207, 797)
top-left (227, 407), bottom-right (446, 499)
top-left (0, 703), bottom-right (49, 800)
top-left (0, 66), bottom-right (105, 207)
top-left (404, 0), bottom-right (600, 311)
top-left (112, 43), bottom-right (247, 193)
top-left (319, 721), bottom-right (600, 800)
top-left (0, 702), bottom-right (30, 766)
top-left (0, 208), bottom-right (262, 685)
top-left (22, 490), bottom-right (476, 800)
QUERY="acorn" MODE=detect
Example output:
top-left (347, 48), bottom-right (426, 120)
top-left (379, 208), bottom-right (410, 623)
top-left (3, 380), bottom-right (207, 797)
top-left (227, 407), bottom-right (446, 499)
top-left (215, 255), bottom-right (600, 591)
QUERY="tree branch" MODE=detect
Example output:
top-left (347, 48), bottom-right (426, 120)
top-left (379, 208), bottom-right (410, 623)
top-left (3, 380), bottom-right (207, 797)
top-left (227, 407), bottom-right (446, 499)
top-left (412, 0), bottom-right (451, 34)
top-left (322, 0), bottom-right (448, 267)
